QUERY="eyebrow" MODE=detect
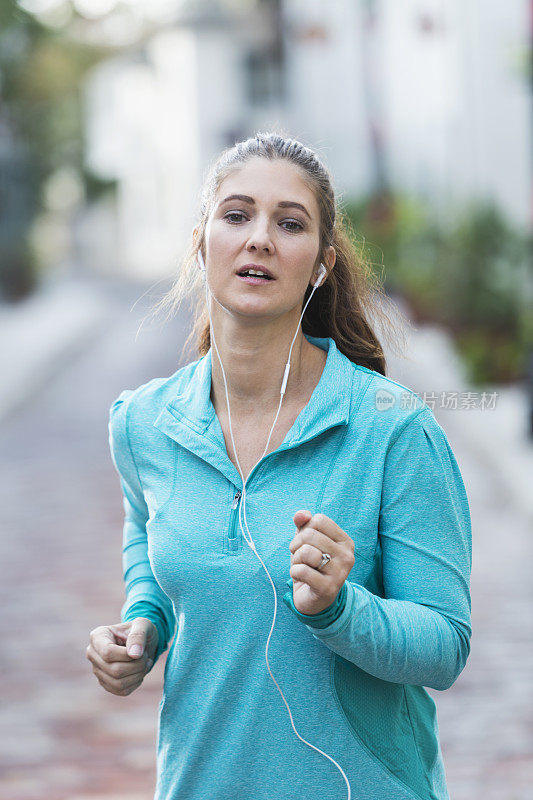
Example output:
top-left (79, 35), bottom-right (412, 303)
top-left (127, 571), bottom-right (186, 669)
top-left (219, 194), bottom-right (312, 221)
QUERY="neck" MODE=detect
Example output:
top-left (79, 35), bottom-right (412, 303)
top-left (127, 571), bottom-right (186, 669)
top-left (208, 313), bottom-right (321, 418)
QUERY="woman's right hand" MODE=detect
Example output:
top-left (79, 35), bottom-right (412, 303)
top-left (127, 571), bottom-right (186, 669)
top-left (86, 617), bottom-right (159, 696)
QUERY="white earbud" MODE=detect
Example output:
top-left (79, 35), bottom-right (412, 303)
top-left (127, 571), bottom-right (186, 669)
top-left (197, 249), bottom-right (206, 280)
top-left (314, 263), bottom-right (327, 288)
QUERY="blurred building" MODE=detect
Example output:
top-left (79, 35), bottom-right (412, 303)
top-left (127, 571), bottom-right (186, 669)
top-left (81, 0), bottom-right (290, 280)
top-left (376, 0), bottom-right (531, 230)
top-left (80, 0), bottom-right (531, 280)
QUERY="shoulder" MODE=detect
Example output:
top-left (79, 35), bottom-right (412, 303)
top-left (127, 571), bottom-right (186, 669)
top-left (342, 365), bottom-right (466, 498)
top-left (108, 357), bottom-right (202, 435)
top-left (350, 366), bottom-right (461, 477)
top-left (344, 358), bottom-right (445, 448)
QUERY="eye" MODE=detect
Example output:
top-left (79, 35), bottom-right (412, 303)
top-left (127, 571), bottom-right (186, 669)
top-left (224, 211), bottom-right (247, 223)
top-left (281, 219), bottom-right (304, 232)
top-left (224, 211), bottom-right (304, 233)
top-left (223, 211), bottom-right (304, 232)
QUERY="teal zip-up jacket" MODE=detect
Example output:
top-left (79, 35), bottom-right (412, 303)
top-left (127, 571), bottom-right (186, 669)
top-left (108, 334), bottom-right (472, 800)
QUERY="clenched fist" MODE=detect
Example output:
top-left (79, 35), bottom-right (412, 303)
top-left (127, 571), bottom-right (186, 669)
top-left (86, 617), bottom-right (158, 696)
top-left (289, 510), bottom-right (355, 616)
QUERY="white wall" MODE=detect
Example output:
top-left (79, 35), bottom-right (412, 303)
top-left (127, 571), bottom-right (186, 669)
top-left (379, 0), bottom-right (531, 230)
top-left (84, 28), bottom-right (203, 280)
top-left (83, 8), bottom-right (288, 280)
top-left (451, 0), bottom-right (531, 229)
top-left (281, 0), bottom-right (375, 198)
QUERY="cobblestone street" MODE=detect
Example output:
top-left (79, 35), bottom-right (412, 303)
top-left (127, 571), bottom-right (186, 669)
top-left (0, 284), bottom-right (531, 799)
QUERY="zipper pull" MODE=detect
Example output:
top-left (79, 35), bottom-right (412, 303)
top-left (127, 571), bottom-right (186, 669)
top-left (231, 490), bottom-right (242, 510)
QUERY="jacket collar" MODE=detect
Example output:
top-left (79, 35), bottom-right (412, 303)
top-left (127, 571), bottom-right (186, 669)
top-left (153, 334), bottom-right (354, 485)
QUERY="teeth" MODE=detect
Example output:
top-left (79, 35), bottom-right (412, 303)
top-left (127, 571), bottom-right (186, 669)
top-left (244, 269), bottom-right (269, 277)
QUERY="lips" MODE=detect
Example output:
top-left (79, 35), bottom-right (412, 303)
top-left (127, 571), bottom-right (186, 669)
top-left (236, 264), bottom-right (275, 280)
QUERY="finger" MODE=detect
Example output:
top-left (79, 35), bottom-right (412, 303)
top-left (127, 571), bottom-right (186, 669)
top-left (126, 618), bottom-right (155, 658)
top-left (290, 528), bottom-right (341, 556)
top-left (91, 662), bottom-right (144, 696)
top-left (291, 542), bottom-right (326, 571)
top-left (108, 621), bottom-right (135, 642)
top-left (293, 509), bottom-right (313, 529)
top-left (90, 626), bottom-right (135, 663)
top-left (86, 643), bottom-right (151, 678)
top-left (307, 513), bottom-right (347, 544)
top-left (289, 561), bottom-right (333, 594)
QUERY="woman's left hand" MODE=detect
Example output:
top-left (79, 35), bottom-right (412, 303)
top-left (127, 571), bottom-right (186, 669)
top-left (289, 510), bottom-right (355, 616)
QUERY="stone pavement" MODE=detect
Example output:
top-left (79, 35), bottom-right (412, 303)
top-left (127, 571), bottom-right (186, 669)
top-left (0, 281), bottom-right (190, 800)
top-left (0, 281), bottom-right (531, 799)
top-left (384, 305), bottom-right (533, 800)
top-left (0, 275), bottom-right (116, 423)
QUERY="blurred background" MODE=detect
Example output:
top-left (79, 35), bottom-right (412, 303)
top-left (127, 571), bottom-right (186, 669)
top-left (0, 0), bottom-right (531, 798)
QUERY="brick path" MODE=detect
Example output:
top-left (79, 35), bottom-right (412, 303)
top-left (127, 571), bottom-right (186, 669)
top-left (388, 338), bottom-right (533, 800)
top-left (423, 421), bottom-right (533, 800)
top-left (0, 284), bottom-right (531, 799)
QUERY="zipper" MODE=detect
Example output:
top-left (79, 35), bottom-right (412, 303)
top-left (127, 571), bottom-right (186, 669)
top-left (227, 489), bottom-right (242, 550)
top-left (227, 423), bottom-right (338, 552)
top-left (220, 419), bottom-right (344, 554)
top-left (231, 489), bottom-right (242, 510)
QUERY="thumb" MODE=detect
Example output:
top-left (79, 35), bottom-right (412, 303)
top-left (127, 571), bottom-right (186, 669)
top-left (125, 618), bottom-right (149, 658)
top-left (293, 509), bottom-right (313, 530)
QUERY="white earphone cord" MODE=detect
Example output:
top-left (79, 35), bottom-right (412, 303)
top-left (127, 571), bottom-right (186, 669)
top-left (200, 254), bottom-right (351, 800)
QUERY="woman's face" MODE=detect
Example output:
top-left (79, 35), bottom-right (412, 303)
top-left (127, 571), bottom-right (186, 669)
top-left (202, 157), bottom-right (331, 323)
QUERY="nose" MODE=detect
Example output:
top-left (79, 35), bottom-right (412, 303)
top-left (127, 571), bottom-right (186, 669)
top-left (245, 218), bottom-right (274, 254)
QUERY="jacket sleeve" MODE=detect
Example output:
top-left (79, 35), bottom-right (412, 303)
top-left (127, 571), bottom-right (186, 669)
top-left (108, 390), bottom-right (177, 665)
top-left (283, 407), bottom-right (472, 691)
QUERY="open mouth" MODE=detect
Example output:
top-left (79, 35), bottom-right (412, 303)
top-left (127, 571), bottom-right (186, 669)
top-left (237, 269), bottom-right (274, 282)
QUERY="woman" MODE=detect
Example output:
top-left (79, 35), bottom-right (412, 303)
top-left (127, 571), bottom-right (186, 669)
top-left (87, 132), bottom-right (472, 800)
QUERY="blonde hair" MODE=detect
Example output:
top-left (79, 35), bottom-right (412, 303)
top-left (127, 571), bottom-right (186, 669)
top-left (150, 131), bottom-right (407, 375)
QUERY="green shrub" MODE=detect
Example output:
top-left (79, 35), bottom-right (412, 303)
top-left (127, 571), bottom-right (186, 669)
top-left (344, 192), bottom-right (532, 385)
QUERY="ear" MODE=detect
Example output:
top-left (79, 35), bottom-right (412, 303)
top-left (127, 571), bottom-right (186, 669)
top-left (325, 244), bottom-right (336, 273)
top-left (312, 245), bottom-right (336, 286)
top-left (193, 227), bottom-right (205, 269)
